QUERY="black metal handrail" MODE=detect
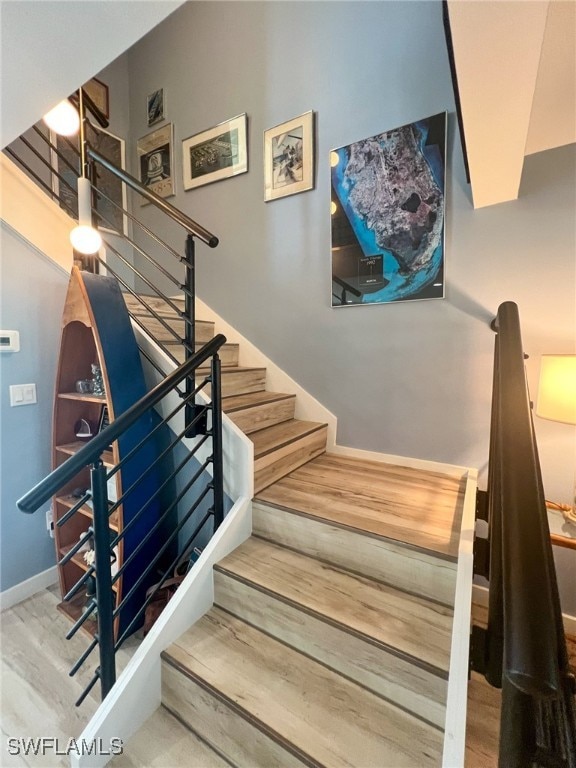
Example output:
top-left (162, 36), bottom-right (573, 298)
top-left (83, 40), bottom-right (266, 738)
top-left (17, 333), bottom-right (227, 706)
top-left (484, 301), bottom-right (575, 767)
top-left (18, 335), bottom-right (225, 514)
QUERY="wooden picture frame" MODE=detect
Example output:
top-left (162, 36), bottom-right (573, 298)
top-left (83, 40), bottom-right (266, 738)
top-left (264, 111), bottom-right (314, 202)
top-left (147, 88), bottom-right (165, 127)
top-left (137, 123), bottom-right (175, 203)
top-left (83, 78), bottom-right (109, 120)
top-left (50, 126), bottom-right (128, 236)
top-left (182, 114), bottom-right (248, 191)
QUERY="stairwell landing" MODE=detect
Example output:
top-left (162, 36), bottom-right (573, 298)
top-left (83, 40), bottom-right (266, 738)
top-left (112, 294), bottom-right (473, 767)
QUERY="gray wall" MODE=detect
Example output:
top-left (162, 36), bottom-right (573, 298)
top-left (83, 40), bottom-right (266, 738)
top-left (0, 225), bottom-right (68, 590)
top-left (121, 2), bottom-right (574, 610)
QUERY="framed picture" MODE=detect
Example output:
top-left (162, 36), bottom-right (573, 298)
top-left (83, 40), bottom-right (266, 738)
top-left (50, 125), bottom-right (128, 236)
top-left (330, 112), bottom-right (446, 307)
top-left (147, 88), bottom-right (165, 127)
top-left (182, 113), bottom-right (247, 191)
top-left (83, 78), bottom-right (109, 120)
top-left (137, 123), bottom-right (174, 203)
top-left (264, 110), bottom-right (314, 201)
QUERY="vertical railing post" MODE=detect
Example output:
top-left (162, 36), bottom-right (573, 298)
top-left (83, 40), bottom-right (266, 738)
top-left (90, 459), bottom-right (116, 699)
top-left (210, 353), bottom-right (225, 530)
top-left (184, 234), bottom-right (205, 436)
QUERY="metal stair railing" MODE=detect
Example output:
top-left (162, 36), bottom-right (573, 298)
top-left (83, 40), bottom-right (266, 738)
top-left (17, 335), bottom-right (227, 706)
top-left (472, 301), bottom-right (576, 768)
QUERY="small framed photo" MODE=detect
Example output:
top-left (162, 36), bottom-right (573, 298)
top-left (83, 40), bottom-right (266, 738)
top-left (137, 123), bottom-right (174, 203)
top-left (147, 88), bottom-right (165, 127)
top-left (264, 110), bottom-right (314, 202)
top-left (83, 78), bottom-right (109, 120)
top-left (182, 113), bottom-right (248, 191)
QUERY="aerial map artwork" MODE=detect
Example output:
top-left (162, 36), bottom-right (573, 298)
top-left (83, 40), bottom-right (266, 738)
top-left (331, 112), bottom-right (446, 306)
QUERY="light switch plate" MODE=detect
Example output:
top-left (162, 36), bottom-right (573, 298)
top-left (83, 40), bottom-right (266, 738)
top-left (9, 383), bottom-right (37, 406)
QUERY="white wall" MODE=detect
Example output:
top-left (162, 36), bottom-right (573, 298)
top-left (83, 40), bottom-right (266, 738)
top-left (0, 224), bottom-right (68, 590)
top-left (109, 1), bottom-right (575, 611)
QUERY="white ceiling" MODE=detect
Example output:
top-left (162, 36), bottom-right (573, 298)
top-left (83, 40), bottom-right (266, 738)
top-left (447, 0), bottom-right (576, 209)
top-left (0, 0), bottom-right (185, 148)
top-left (1, 1), bottom-right (573, 207)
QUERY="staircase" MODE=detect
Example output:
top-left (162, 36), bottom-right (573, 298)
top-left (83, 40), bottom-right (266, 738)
top-left (114, 294), bottom-right (468, 767)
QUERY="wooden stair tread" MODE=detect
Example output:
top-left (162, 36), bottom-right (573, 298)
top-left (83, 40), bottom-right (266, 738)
top-left (249, 419), bottom-right (327, 459)
top-left (215, 537), bottom-right (453, 674)
top-left (256, 453), bottom-right (466, 558)
top-left (123, 293), bottom-right (186, 317)
top-left (222, 390), bottom-right (295, 413)
top-left (163, 608), bottom-right (443, 767)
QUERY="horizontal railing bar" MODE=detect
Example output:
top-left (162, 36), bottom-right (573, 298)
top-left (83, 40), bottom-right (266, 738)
top-left (88, 148), bottom-right (218, 248)
top-left (32, 124), bottom-right (80, 175)
top-left (69, 638), bottom-right (99, 677)
top-left (4, 148), bottom-right (77, 217)
top-left (112, 452), bottom-right (210, 554)
top-left (95, 209), bottom-right (187, 294)
top-left (135, 344), bottom-right (185, 399)
top-left (59, 530), bottom-right (92, 566)
top-left (112, 457), bottom-right (211, 581)
top-left (57, 492), bottom-right (92, 527)
top-left (128, 313), bottom-right (182, 357)
top-left (114, 508), bottom-right (213, 649)
top-left (106, 385), bottom-right (204, 485)
top-left (108, 409), bottom-right (208, 527)
top-left (18, 135), bottom-right (78, 198)
top-left (91, 185), bottom-right (183, 264)
top-left (113, 483), bottom-right (212, 612)
top-left (75, 670), bottom-right (100, 708)
top-left (63, 567), bottom-right (95, 602)
top-left (65, 601), bottom-right (96, 640)
top-left (17, 334), bottom-right (226, 514)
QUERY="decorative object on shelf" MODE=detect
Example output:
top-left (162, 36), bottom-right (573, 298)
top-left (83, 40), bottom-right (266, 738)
top-left (182, 113), bottom-right (248, 191)
top-left (83, 78), bottom-right (110, 120)
top-left (74, 418), bottom-right (95, 439)
top-left (331, 112), bottom-right (446, 307)
top-left (75, 379), bottom-right (95, 394)
top-left (137, 123), bottom-right (174, 203)
top-left (147, 88), bottom-right (165, 127)
top-left (91, 363), bottom-right (105, 396)
top-left (264, 110), bottom-right (314, 202)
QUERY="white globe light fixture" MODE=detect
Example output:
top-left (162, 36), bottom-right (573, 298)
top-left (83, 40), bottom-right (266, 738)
top-left (42, 100), bottom-right (80, 136)
top-left (70, 177), bottom-right (102, 254)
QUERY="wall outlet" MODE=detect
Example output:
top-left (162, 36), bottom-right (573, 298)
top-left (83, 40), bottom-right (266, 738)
top-left (46, 507), bottom-right (54, 538)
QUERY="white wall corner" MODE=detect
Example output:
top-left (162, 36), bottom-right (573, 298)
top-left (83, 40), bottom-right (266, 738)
top-left (0, 153), bottom-right (73, 273)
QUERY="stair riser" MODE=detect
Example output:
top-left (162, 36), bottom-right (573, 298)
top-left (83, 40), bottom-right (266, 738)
top-left (132, 315), bottom-right (215, 344)
top-left (214, 571), bottom-right (447, 729)
top-left (200, 369), bottom-right (266, 398)
top-left (252, 502), bottom-right (457, 606)
top-left (162, 661), bottom-right (308, 768)
top-left (254, 427), bottom-right (328, 494)
top-left (226, 396), bottom-right (296, 434)
top-left (171, 343), bottom-right (239, 367)
top-left (124, 294), bottom-right (185, 315)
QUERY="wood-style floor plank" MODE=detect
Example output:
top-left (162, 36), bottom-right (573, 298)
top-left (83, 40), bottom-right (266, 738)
top-left (257, 453), bottom-right (466, 558)
top-left (216, 537), bottom-right (453, 674)
top-left (163, 608), bottom-right (444, 768)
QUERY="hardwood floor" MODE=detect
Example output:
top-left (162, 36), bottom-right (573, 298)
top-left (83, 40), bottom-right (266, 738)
top-left (2, 588), bottom-right (574, 766)
top-left (257, 454), bottom-right (467, 558)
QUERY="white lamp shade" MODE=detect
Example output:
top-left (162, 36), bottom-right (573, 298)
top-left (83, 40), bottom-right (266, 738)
top-left (536, 355), bottom-right (576, 425)
top-left (42, 100), bottom-right (80, 136)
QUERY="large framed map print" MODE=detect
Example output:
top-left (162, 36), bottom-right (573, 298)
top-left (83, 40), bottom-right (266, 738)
top-left (330, 112), bottom-right (446, 307)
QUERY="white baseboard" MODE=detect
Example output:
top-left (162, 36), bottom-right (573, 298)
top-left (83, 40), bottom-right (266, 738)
top-left (0, 566), bottom-right (58, 612)
top-left (330, 443), bottom-right (471, 478)
top-left (472, 584), bottom-right (576, 636)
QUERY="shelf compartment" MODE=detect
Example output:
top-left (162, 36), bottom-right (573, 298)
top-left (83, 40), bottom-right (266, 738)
top-left (55, 495), bottom-right (120, 531)
top-left (59, 544), bottom-right (119, 592)
top-left (55, 441), bottom-right (114, 467)
top-left (58, 392), bottom-right (107, 404)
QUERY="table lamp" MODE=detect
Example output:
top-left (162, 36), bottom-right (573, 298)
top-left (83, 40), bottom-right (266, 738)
top-left (536, 355), bottom-right (576, 523)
